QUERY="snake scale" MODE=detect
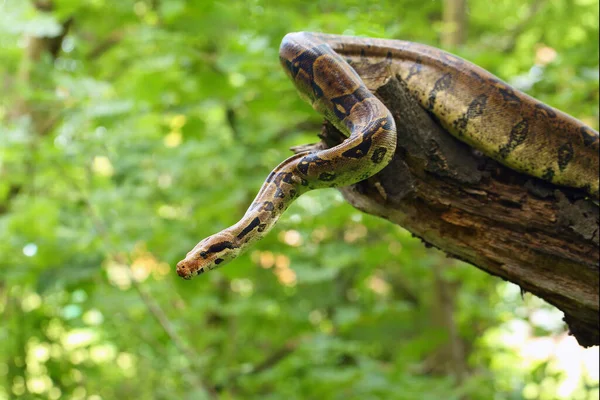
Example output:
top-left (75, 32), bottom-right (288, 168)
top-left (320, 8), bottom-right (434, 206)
top-left (176, 32), bottom-right (599, 279)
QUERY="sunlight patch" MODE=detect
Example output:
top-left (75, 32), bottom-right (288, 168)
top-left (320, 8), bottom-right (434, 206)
top-left (92, 156), bottom-right (114, 177)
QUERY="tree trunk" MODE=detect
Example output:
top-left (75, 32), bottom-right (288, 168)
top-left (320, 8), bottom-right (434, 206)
top-left (298, 60), bottom-right (600, 347)
top-left (442, 0), bottom-right (467, 48)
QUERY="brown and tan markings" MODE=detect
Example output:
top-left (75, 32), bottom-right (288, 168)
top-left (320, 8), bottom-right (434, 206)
top-left (453, 94), bottom-right (488, 134)
top-left (499, 119), bottom-right (530, 159)
top-left (176, 32), bottom-right (599, 279)
top-left (426, 73), bottom-right (453, 111)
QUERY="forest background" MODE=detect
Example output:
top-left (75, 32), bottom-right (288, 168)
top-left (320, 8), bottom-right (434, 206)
top-left (0, 0), bottom-right (598, 399)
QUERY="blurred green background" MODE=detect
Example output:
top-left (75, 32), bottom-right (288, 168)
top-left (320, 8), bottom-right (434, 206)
top-left (0, 0), bottom-right (598, 399)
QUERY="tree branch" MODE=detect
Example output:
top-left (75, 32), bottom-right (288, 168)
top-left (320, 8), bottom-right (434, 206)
top-left (247, 338), bottom-right (301, 376)
top-left (225, 336), bottom-right (304, 391)
top-left (87, 30), bottom-right (126, 60)
top-left (297, 59), bottom-right (599, 347)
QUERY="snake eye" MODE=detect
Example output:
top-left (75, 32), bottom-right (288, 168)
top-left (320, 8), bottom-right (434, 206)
top-left (281, 58), bottom-right (301, 78)
top-left (280, 58), bottom-right (294, 76)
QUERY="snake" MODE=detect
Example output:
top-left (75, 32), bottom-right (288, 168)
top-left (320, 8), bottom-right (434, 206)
top-left (176, 32), bottom-right (599, 279)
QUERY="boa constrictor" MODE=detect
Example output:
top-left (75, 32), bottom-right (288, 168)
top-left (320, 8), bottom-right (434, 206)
top-left (176, 32), bottom-right (599, 279)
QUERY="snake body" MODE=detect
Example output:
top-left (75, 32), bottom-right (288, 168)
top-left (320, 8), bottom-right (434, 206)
top-left (176, 32), bottom-right (599, 279)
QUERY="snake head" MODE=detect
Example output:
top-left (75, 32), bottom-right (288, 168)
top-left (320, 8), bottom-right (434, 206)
top-left (176, 231), bottom-right (240, 279)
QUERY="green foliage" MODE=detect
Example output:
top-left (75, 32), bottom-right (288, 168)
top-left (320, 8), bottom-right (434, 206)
top-left (0, 0), bottom-right (598, 399)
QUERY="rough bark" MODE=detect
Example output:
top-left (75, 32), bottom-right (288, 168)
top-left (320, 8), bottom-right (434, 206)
top-left (297, 60), bottom-right (600, 347)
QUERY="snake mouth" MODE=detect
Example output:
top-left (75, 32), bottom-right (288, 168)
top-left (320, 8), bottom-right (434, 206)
top-left (175, 260), bottom-right (194, 280)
